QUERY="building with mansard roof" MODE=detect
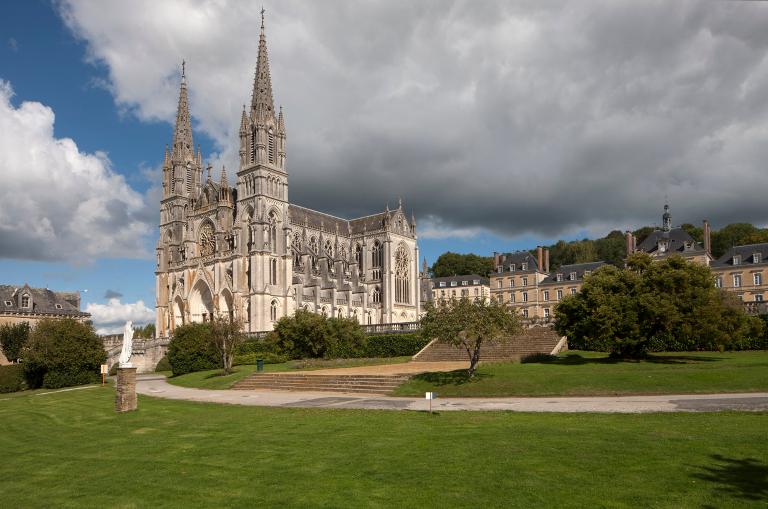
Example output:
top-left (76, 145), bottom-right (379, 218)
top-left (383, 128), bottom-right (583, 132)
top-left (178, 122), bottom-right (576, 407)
top-left (155, 14), bottom-right (420, 335)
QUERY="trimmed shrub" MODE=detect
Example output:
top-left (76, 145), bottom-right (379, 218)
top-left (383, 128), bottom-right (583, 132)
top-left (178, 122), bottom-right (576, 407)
top-left (325, 317), bottom-right (367, 358)
top-left (361, 333), bottom-right (430, 358)
top-left (0, 364), bottom-right (25, 393)
top-left (167, 323), bottom-right (219, 376)
top-left (233, 352), bottom-right (289, 366)
top-left (154, 355), bottom-right (172, 372)
top-left (23, 319), bottom-right (106, 389)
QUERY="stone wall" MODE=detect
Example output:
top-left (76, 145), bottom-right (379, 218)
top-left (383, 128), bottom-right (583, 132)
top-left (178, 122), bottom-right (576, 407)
top-left (103, 335), bottom-right (170, 374)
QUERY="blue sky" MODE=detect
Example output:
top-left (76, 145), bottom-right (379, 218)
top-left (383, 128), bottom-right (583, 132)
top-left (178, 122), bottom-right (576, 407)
top-left (3, 1), bottom-right (768, 332)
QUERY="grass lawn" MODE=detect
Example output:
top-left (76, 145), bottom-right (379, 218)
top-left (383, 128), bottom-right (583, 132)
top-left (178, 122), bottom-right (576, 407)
top-left (0, 388), bottom-right (766, 508)
top-left (395, 350), bottom-right (768, 397)
top-left (167, 356), bottom-right (412, 390)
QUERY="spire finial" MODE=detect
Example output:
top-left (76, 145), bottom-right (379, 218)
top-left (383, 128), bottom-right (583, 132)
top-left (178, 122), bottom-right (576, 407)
top-left (181, 59), bottom-right (186, 79)
top-left (261, 6), bottom-right (265, 31)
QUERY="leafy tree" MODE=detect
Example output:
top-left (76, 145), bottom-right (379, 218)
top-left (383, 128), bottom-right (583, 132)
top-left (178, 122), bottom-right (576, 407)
top-left (595, 230), bottom-right (627, 267)
top-left (23, 319), bottom-right (106, 389)
top-left (133, 323), bottom-right (156, 339)
top-left (431, 252), bottom-right (494, 278)
top-left (0, 322), bottom-right (30, 363)
top-left (555, 254), bottom-right (763, 357)
top-left (680, 223), bottom-right (703, 243)
top-left (325, 316), bottom-right (367, 358)
top-left (167, 322), bottom-right (219, 375)
top-left (210, 317), bottom-right (246, 374)
top-left (271, 309), bottom-right (331, 359)
top-left (420, 298), bottom-right (522, 377)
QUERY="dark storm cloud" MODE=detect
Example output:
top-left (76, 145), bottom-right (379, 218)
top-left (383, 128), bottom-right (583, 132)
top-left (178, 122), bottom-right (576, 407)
top-left (61, 0), bottom-right (768, 241)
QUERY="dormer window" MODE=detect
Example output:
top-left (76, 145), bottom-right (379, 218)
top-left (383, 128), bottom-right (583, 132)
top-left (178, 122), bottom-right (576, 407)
top-left (509, 264), bottom-right (516, 272)
top-left (753, 253), bottom-right (761, 264)
top-left (472, 279), bottom-right (480, 285)
top-left (450, 281), bottom-right (457, 287)
top-left (497, 266), bottom-right (503, 273)
top-left (20, 294), bottom-right (30, 308)
top-left (55, 304), bottom-right (63, 310)
top-left (521, 263), bottom-right (528, 271)
top-left (439, 282), bottom-right (446, 288)
top-left (569, 272), bottom-right (577, 281)
top-left (733, 255), bottom-right (742, 266)
top-left (461, 281), bottom-right (468, 286)
top-left (556, 273), bottom-right (563, 282)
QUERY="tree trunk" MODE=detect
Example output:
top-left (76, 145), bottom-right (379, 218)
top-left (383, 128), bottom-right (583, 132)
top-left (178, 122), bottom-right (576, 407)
top-left (468, 340), bottom-right (482, 378)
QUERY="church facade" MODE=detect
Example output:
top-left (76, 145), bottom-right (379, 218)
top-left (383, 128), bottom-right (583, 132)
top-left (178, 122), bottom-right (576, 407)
top-left (155, 16), bottom-right (420, 336)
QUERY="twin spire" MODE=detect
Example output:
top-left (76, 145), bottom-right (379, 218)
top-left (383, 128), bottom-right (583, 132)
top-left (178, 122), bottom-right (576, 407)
top-left (251, 6), bottom-right (276, 122)
top-left (171, 59), bottom-right (194, 162)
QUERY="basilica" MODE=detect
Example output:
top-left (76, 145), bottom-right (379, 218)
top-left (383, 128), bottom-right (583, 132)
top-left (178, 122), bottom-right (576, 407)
top-left (155, 15), bottom-right (420, 336)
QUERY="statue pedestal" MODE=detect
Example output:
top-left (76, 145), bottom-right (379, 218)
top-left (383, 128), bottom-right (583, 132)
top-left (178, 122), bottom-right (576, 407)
top-left (115, 367), bottom-right (138, 413)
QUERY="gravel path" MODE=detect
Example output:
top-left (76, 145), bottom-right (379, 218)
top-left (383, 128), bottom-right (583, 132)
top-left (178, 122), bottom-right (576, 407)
top-left (136, 375), bottom-right (768, 413)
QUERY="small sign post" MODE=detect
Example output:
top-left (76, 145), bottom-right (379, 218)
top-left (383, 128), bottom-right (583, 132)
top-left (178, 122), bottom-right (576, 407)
top-left (100, 364), bottom-right (108, 386)
top-left (425, 391), bottom-right (437, 413)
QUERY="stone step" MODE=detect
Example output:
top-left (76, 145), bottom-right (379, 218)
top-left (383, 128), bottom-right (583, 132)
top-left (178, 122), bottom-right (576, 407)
top-left (413, 326), bottom-right (563, 362)
top-left (231, 371), bottom-right (409, 393)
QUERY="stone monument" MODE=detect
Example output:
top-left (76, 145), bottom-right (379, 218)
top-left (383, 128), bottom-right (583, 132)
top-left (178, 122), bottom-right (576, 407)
top-left (115, 321), bottom-right (138, 413)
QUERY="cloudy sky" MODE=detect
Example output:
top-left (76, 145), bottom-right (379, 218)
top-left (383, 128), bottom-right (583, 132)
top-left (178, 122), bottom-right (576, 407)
top-left (2, 0), bottom-right (768, 332)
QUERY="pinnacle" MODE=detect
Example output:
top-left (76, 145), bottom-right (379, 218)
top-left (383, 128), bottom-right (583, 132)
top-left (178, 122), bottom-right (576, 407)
top-left (171, 61), bottom-right (194, 162)
top-left (251, 9), bottom-right (275, 121)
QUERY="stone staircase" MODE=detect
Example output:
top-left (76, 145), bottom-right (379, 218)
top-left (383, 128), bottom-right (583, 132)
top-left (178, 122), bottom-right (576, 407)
top-left (412, 326), bottom-right (565, 362)
top-left (232, 373), bottom-right (409, 395)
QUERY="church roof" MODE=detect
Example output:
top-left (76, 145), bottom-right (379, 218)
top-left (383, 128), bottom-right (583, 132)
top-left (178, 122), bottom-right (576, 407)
top-left (0, 285), bottom-right (89, 317)
top-left (288, 204), bottom-right (400, 237)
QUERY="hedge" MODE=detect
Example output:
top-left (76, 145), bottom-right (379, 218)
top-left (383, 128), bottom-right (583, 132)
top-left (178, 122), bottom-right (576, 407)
top-left (0, 364), bottom-right (25, 393)
top-left (359, 333), bottom-right (430, 358)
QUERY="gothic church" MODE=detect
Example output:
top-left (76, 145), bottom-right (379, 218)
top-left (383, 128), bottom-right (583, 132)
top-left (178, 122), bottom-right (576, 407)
top-left (155, 15), bottom-right (420, 335)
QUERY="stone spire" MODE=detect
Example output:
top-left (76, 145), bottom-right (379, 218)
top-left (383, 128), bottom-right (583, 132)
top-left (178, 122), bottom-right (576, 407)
top-left (172, 61), bottom-right (195, 162)
top-left (240, 105), bottom-right (249, 134)
top-left (220, 165), bottom-right (228, 187)
top-left (278, 105), bottom-right (285, 132)
top-left (251, 7), bottom-right (275, 122)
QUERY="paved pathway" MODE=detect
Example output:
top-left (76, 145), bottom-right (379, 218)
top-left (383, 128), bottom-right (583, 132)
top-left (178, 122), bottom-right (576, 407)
top-left (136, 376), bottom-right (768, 413)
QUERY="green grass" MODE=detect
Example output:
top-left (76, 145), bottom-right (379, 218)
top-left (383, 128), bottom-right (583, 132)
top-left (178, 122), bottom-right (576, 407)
top-left (0, 387), bottom-right (766, 508)
top-left (395, 350), bottom-right (768, 397)
top-left (167, 356), bottom-right (411, 390)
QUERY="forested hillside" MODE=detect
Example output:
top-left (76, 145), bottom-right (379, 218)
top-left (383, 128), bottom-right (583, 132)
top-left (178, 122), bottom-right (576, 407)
top-left (430, 222), bottom-right (768, 276)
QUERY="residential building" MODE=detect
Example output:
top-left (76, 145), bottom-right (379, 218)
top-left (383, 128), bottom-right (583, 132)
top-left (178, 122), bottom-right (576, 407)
top-left (0, 284), bottom-right (90, 364)
top-left (625, 203), bottom-right (712, 265)
top-left (711, 243), bottom-right (768, 310)
top-left (538, 262), bottom-right (606, 320)
top-left (490, 248), bottom-right (549, 319)
top-left (428, 274), bottom-right (491, 304)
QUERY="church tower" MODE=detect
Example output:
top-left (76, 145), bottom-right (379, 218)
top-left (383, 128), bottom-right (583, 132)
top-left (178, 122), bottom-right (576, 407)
top-left (235, 10), bottom-right (291, 331)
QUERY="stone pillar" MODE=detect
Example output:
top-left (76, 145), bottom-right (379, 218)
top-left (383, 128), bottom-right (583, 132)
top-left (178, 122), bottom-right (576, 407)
top-left (115, 367), bottom-right (138, 413)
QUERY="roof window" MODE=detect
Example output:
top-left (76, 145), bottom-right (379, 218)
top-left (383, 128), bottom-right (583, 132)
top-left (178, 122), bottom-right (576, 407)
top-left (439, 282), bottom-right (446, 288)
top-left (733, 255), bottom-right (742, 266)
top-left (556, 273), bottom-right (563, 282)
top-left (4, 301), bottom-right (11, 306)
top-left (753, 253), bottom-right (762, 264)
top-left (450, 281), bottom-right (457, 287)
top-left (472, 279), bottom-right (480, 285)
top-left (55, 304), bottom-right (63, 310)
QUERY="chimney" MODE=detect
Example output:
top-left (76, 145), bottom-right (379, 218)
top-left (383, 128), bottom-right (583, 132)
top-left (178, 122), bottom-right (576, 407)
top-left (544, 248), bottom-right (550, 273)
top-left (625, 231), bottom-right (634, 257)
top-left (703, 219), bottom-right (711, 256)
top-left (536, 246), bottom-right (543, 272)
top-left (494, 251), bottom-right (500, 268)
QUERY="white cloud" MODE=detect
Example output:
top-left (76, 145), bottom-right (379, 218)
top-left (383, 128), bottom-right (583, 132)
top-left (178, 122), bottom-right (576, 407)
top-left (57, 0), bottom-right (768, 239)
top-left (85, 298), bottom-right (154, 335)
top-left (0, 80), bottom-right (153, 261)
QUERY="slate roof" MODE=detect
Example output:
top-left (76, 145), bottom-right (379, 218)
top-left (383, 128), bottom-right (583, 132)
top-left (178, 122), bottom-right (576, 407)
top-left (711, 243), bottom-right (768, 268)
top-left (542, 261), bottom-right (606, 284)
top-left (495, 251), bottom-right (540, 273)
top-left (636, 228), bottom-right (705, 255)
top-left (289, 204), bottom-right (404, 236)
top-left (0, 285), bottom-right (89, 317)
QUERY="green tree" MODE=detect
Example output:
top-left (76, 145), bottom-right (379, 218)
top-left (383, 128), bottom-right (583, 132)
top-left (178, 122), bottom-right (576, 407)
top-left (210, 317), bottom-right (246, 374)
top-left (23, 319), bottom-right (106, 389)
top-left (325, 316), bottom-right (367, 359)
top-left (595, 230), bottom-right (627, 267)
top-left (0, 322), bottom-right (30, 363)
top-left (431, 252), bottom-right (494, 277)
top-left (555, 254), bottom-right (763, 357)
top-left (420, 298), bottom-right (522, 377)
top-left (133, 323), bottom-right (156, 339)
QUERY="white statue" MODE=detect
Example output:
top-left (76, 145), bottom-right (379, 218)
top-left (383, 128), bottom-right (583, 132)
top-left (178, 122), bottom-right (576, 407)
top-left (118, 321), bottom-right (134, 368)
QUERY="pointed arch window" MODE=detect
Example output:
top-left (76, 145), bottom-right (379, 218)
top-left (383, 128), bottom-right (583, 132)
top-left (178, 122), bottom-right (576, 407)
top-left (355, 243), bottom-right (364, 276)
top-left (337, 308), bottom-right (343, 319)
top-left (372, 286), bottom-right (381, 304)
top-left (268, 128), bottom-right (275, 164)
top-left (371, 241), bottom-right (382, 280)
top-left (268, 210), bottom-right (278, 254)
top-left (292, 233), bottom-right (302, 268)
top-left (270, 258), bottom-right (278, 285)
top-left (395, 244), bottom-right (410, 304)
top-left (270, 299), bottom-right (278, 322)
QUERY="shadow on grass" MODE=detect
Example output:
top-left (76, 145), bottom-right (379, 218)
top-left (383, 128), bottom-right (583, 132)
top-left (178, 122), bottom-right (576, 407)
top-left (693, 454), bottom-right (768, 503)
top-left (524, 353), bottom-right (724, 366)
top-left (409, 369), bottom-right (490, 387)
